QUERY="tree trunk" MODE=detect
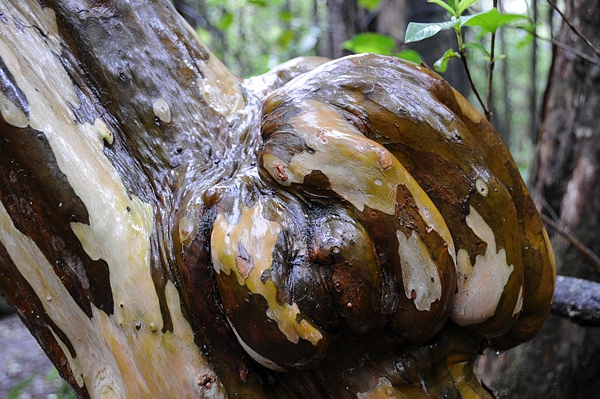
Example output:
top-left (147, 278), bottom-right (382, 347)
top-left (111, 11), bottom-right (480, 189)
top-left (324, 0), bottom-right (361, 58)
top-left (477, 0), bottom-right (600, 397)
top-left (0, 1), bottom-right (555, 398)
top-left (0, 1), bottom-right (247, 397)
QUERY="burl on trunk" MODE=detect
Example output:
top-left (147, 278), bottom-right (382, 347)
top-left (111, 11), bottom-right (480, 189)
top-left (0, 1), bottom-right (554, 398)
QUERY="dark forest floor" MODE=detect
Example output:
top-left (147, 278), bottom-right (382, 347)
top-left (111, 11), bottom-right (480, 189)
top-left (0, 310), bottom-right (73, 399)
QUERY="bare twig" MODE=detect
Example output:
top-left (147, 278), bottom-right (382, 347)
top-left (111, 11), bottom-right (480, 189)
top-left (486, 33), bottom-right (495, 121)
top-left (486, 0), bottom-right (499, 120)
top-left (459, 50), bottom-right (490, 118)
top-left (547, 36), bottom-right (600, 64)
top-left (541, 213), bottom-right (600, 274)
top-left (455, 21), bottom-right (490, 119)
top-left (547, 0), bottom-right (600, 59)
top-left (514, 27), bottom-right (600, 64)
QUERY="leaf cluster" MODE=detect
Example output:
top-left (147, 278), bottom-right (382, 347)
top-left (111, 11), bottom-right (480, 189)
top-left (406, 1), bottom-right (528, 72)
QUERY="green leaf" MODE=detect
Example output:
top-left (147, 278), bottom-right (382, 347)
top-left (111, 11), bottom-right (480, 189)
top-left (405, 19), bottom-right (458, 43)
top-left (358, 0), bottom-right (381, 11)
top-left (517, 33), bottom-right (535, 49)
top-left (465, 42), bottom-right (490, 57)
top-left (395, 49), bottom-right (422, 64)
top-left (279, 11), bottom-right (294, 23)
top-left (8, 375), bottom-right (36, 399)
top-left (217, 11), bottom-right (233, 30)
top-left (247, 0), bottom-right (268, 6)
top-left (277, 30), bottom-right (295, 50)
top-left (427, 0), bottom-right (457, 17)
top-left (456, 0), bottom-right (480, 16)
top-left (196, 27), bottom-right (212, 45)
top-left (434, 48), bottom-right (459, 72)
top-left (462, 8), bottom-right (527, 33)
top-left (343, 32), bottom-right (396, 55)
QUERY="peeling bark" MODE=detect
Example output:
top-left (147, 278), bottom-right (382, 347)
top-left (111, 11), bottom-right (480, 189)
top-left (0, 1), bottom-right (555, 398)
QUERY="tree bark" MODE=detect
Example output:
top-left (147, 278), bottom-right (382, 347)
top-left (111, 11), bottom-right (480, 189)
top-left (477, 0), bottom-right (600, 397)
top-left (0, 1), bottom-right (555, 398)
top-left (0, 1), bottom-right (246, 397)
top-left (324, 0), bottom-right (361, 58)
top-left (551, 276), bottom-right (600, 327)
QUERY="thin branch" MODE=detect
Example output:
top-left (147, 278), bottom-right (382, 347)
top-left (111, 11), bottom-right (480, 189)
top-left (459, 51), bottom-right (490, 119)
top-left (514, 27), bottom-right (600, 64)
top-left (541, 213), bottom-right (600, 274)
top-left (359, 0), bottom-right (390, 31)
top-left (536, 191), bottom-right (561, 223)
top-left (547, 36), bottom-right (600, 64)
top-left (547, 0), bottom-right (600, 59)
top-left (455, 25), bottom-right (490, 119)
top-left (486, 33), bottom-right (496, 120)
top-left (486, 0), bottom-right (499, 120)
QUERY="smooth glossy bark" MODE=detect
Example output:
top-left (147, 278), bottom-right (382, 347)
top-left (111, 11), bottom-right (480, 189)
top-left (0, 1), bottom-right (555, 398)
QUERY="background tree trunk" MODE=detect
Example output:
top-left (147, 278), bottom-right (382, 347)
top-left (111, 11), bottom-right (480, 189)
top-left (477, 0), bottom-right (600, 397)
top-left (324, 0), bottom-right (362, 58)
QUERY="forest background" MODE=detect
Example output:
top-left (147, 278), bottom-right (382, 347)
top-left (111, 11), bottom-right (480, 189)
top-left (176, 0), bottom-right (552, 182)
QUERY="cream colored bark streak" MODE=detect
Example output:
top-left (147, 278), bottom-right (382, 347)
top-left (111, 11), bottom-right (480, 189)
top-left (396, 231), bottom-right (443, 311)
top-left (451, 206), bottom-right (515, 326)
top-left (0, 2), bottom-right (225, 398)
top-left (262, 100), bottom-right (456, 263)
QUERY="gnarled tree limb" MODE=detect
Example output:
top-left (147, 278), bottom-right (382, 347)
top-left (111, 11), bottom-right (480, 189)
top-left (0, 1), bottom-right (555, 398)
top-left (552, 276), bottom-right (600, 327)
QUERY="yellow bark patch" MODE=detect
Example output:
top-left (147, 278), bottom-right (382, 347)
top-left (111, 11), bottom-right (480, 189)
top-left (211, 201), bottom-right (323, 347)
top-left (357, 378), bottom-right (403, 399)
top-left (264, 100), bottom-right (456, 262)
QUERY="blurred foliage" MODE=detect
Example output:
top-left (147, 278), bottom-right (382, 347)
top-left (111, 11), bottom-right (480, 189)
top-left (343, 32), bottom-right (422, 63)
top-left (194, 0), bottom-right (327, 77)
top-left (183, 0), bottom-right (555, 178)
top-left (460, 1), bottom-right (555, 175)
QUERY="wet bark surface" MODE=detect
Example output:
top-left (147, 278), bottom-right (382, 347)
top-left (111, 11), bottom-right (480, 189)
top-left (0, 1), bottom-right (555, 398)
